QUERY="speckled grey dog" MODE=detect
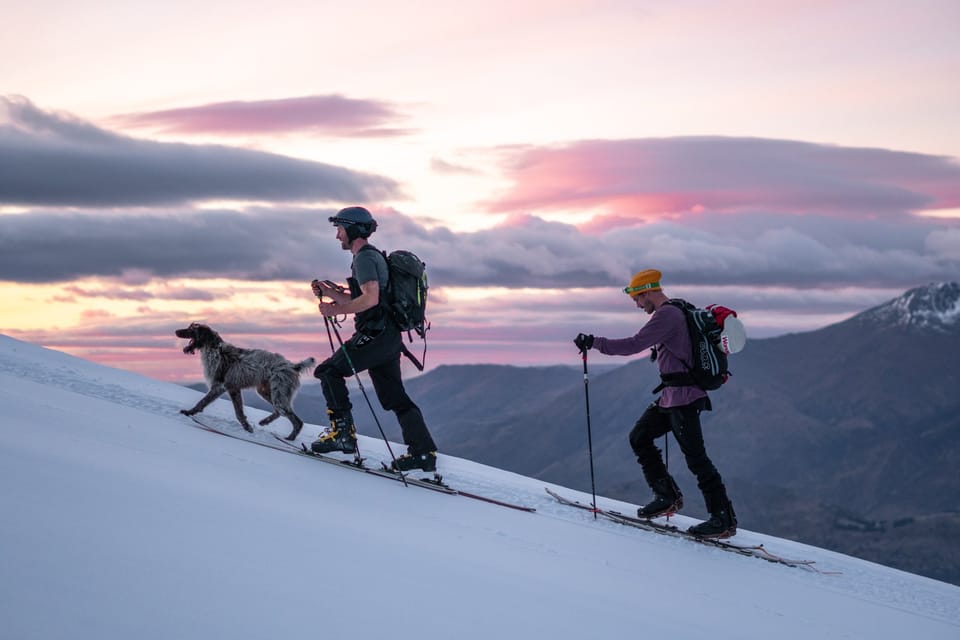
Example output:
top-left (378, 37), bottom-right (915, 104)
top-left (175, 323), bottom-right (315, 440)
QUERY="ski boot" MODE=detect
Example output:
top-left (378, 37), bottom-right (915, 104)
top-left (688, 501), bottom-right (737, 539)
top-left (310, 410), bottom-right (357, 454)
top-left (391, 451), bottom-right (438, 472)
top-left (637, 477), bottom-right (683, 519)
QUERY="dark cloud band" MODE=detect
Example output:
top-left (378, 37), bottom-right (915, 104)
top-left (1, 207), bottom-right (957, 289)
top-left (0, 96), bottom-right (399, 207)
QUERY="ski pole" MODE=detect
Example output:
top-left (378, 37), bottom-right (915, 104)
top-left (324, 315), bottom-right (406, 484)
top-left (663, 433), bottom-right (671, 522)
top-left (580, 346), bottom-right (599, 518)
top-left (323, 313), bottom-right (337, 355)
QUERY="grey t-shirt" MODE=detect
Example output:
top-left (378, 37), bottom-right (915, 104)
top-left (352, 245), bottom-right (389, 295)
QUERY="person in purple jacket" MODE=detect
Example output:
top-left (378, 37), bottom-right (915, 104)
top-left (573, 269), bottom-right (737, 539)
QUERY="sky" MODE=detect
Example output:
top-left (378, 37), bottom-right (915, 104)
top-left (2, 0), bottom-right (959, 382)
top-left (2, 334), bottom-right (959, 639)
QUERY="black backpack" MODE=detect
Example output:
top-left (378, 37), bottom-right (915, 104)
top-left (383, 250), bottom-right (429, 338)
top-left (363, 247), bottom-right (430, 369)
top-left (653, 299), bottom-right (734, 392)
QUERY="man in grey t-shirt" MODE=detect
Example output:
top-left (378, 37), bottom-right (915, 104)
top-left (309, 207), bottom-right (438, 472)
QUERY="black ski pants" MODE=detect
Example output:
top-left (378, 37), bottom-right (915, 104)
top-left (313, 322), bottom-right (437, 456)
top-left (628, 398), bottom-right (729, 514)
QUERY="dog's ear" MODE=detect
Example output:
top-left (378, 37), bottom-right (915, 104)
top-left (194, 324), bottom-right (221, 347)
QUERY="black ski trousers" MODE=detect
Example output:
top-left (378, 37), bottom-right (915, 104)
top-left (313, 322), bottom-right (436, 456)
top-left (628, 398), bottom-right (729, 513)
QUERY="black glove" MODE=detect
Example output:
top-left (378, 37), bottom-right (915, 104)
top-left (574, 333), bottom-right (594, 351)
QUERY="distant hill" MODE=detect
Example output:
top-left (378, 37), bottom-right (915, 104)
top-left (208, 282), bottom-right (960, 585)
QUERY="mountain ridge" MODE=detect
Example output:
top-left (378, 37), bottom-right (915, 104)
top-left (854, 282), bottom-right (960, 333)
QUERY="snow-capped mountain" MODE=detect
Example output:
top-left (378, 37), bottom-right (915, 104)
top-left (855, 282), bottom-right (960, 333)
top-left (1, 334), bottom-right (959, 639)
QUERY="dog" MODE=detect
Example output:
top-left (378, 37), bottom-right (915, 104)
top-left (175, 322), bottom-right (315, 440)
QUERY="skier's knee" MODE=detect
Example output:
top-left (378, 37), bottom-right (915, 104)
top-left (313, 362), bottom-right (336, 380)
top-left (629, 427), bottom-right (654, 456)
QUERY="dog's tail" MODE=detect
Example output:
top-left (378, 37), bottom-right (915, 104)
top-left (294, 357), bottom-right (316, 374)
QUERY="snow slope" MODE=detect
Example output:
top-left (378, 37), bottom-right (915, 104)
top-left (1, 334), bottom-right (958, 640)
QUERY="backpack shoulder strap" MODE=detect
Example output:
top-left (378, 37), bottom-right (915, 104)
top-left (358, 243), bottom-right (388, 260)
top-left (651, 298), bottom-right (698, 392)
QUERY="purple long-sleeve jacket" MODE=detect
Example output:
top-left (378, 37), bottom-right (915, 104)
top-left (593, 303), bottom-right (707, 408)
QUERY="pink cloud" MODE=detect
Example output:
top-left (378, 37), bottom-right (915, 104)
top-left (110, 95), bottom-right (413, 137)
top-left (487, 137), bottom-right (960, 228)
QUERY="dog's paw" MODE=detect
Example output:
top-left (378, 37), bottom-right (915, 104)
top-left (180, 409), bottom-right (196, 416)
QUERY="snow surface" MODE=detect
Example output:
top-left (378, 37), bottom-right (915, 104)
top-left (1, 334), bottom-right (958, 640)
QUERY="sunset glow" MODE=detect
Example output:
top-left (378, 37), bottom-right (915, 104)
top-left (2, 1), bottom-right (959, 382)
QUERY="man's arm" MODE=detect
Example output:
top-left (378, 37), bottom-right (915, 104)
top-left (595, 306), bottom-right (678, 356)
top-left (318, 280), bottom-right (379, 317)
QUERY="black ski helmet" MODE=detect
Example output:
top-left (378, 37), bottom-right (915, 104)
top-left (329, 206), bottom-right (378, 241)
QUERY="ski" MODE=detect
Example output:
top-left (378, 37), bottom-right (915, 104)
top-left (275, 431), bottom-right (532, 509)
top-left (270, 432), bottom-right (371, 473)
top-left (369, 463), bottom-right (458, 494)
top-left (187, 415), bottom-right (300, 456)
top-left (545, 488), bottom-right (819, 570)
top-left (547, 486), bottom-right (754, 548)
top-left (183, 415), bottom-right (535, 512)
top-left (602, 510), bottom-right (820, 568)
top-left (453, 488), bottom-right (537, 513)
top-left (372, 463), bottom-right (537, 511)
top-left (271, 436), bottom-right (452, 494)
